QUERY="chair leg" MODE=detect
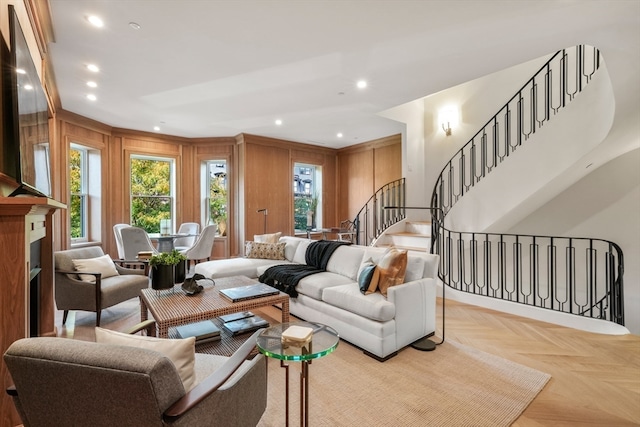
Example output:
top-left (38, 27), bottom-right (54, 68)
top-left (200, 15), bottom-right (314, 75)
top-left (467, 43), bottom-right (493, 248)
top-left (62, 310), bottom-right (69, 325)
top-left (96, 310), bottom-right (101, 327)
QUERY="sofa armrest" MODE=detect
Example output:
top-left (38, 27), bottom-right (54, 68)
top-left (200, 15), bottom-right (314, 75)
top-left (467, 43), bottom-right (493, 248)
top-left (387, 278), bottom-right (436, 348)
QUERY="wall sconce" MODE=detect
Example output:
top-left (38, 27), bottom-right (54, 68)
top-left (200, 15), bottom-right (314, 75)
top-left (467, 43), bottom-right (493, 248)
top-left (438, 107), bottom-right (459, 137)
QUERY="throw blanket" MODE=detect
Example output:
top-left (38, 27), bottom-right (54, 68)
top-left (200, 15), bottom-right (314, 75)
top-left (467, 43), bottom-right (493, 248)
top-left (259, 240), bottom-right (351, 297)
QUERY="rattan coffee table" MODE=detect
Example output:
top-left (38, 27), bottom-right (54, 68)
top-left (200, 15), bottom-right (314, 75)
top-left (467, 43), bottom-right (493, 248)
top-left (139, 275), bottom-right (290, 356)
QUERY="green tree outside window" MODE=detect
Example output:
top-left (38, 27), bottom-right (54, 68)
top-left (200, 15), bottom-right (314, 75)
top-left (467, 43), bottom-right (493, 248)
top-left (130, 158), bottom-right (172, 232)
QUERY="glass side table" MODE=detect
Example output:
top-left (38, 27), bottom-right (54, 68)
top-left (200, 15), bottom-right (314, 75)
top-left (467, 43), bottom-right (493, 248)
top-left (257, 321), bottom-right (339, 427)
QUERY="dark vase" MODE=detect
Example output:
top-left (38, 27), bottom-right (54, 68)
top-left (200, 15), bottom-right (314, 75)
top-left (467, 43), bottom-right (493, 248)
top-left (174, 260), bottom-right (187, 284)
top-left (151, 264), bottom-right (175, 290)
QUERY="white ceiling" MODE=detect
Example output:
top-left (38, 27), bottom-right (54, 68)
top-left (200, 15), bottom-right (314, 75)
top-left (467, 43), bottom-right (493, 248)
top-left (46, 0), bottom-right (640, 149)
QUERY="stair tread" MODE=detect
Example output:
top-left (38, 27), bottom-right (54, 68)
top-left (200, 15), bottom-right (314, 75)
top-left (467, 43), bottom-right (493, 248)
top-left (376, 243), bottom-right (429, 252)
top-left (387, 231), bottom-right (430, 237)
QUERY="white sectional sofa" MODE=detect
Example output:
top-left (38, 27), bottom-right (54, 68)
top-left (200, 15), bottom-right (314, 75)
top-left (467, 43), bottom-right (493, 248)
top-left (195, 236), bottom-right (439, 360)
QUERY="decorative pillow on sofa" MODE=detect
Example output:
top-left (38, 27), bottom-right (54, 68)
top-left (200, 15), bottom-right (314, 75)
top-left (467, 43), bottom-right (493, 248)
top-left (94, 327), bottom-right (197, 391)
top-left (358, 258), bottom-right (380, 295)
top-left (72, 254), bottom-right (119, 283)
top-left (245, 241), bottom-right (286, 260)
top-left (376, 248), bottom-right (408, 297)
top-left (253, 232), bottom-right (282, 243)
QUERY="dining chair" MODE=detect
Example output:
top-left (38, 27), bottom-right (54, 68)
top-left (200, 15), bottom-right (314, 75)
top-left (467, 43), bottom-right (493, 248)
top-left (121, 226), bottom-right (159, 261)
top-left (182, 224), bottom-right (217, 267)
top-left (112, 223), bottom-right (130, 259)
top-left (174, 222), bottom-right (200, 252)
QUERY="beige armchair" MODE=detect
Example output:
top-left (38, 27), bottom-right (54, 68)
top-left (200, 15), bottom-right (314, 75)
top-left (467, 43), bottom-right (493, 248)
top-left (54, 247), bottom-right (149, 326)
top-left (4, 328), bottom-right (267, 426)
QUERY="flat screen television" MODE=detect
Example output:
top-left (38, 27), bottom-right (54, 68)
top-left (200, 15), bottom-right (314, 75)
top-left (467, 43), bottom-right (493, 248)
top-left (3, 5), bottom-right (51, 198)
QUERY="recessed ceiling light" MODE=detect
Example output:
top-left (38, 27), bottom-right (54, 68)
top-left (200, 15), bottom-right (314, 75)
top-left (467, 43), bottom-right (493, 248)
top-left (16, 68), bottom-right (26, 74)
top-left (153, 126), bottom-right (160, 131)
top-left (337, 133), bottom-right (343, 138)
top-left (87, 64), bottom-right (99, 72)
top-left (275, 119), bottom-right (283, 126)
top-left (86, 15), bottom-right (104, 28)
top-left (86, 94), bottom-right (97, 101)
top-left (87, 81), bottom-right (97, 88)
top-left (129, 22), bottom-right (141, 30)
top-left (356, 80), bottom-right (367, 89)
top-left (24, 84), bottom-right (33, 91)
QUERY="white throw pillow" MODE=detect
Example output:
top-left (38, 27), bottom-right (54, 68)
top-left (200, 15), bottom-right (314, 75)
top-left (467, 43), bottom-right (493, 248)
top-left (94, 327), bottom-right (197, 391)
top-left (72, 254), bottom-right (119, 283)
top-left (254, 231), bottom-right (282, 243)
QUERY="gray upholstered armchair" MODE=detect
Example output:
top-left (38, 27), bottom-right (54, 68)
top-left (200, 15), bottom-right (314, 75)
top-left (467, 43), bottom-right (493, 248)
top-left (4, 329), bottom-right (267, 426)
top-left (54, 246), bottom-right (149, 326)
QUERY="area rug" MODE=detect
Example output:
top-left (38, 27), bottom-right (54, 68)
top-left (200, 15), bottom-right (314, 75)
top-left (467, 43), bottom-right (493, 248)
top-left (257, 340), bottom-right (550, 426)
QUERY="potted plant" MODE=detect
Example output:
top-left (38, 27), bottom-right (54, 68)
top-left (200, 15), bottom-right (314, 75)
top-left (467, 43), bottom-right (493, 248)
top-left (149, 250), bottom-right (187, 290)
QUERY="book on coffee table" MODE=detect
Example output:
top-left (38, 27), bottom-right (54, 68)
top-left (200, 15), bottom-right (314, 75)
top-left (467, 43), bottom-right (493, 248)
top-left (219, 311), bottom-right (255, 323)
top-left (218, 283), bottom-right (279, 303)
top-left (175, 320), bottom-right (221, 341)
top-left (222, 315), bottom-right (269, 336)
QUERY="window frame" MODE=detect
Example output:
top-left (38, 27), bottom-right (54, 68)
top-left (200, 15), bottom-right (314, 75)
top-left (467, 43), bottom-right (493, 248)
top-left (129, 154), bottom-right (176, 233)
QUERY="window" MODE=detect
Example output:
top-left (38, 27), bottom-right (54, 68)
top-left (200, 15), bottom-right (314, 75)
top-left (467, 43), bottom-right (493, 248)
top-left (293, 163), bottom-right (322, 232)
top-left (69, 147), bottom-right (87, 241)
top-left (130, 156), bottom-right (174, 233)
top-left (202, 161), bottom-right (227, 236)
top-left (69, 143), bottom-right (101, 243)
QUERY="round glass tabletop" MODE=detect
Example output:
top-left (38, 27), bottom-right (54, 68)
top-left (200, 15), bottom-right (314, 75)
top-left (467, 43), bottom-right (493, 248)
top-left (256, 321), bottom-right (339, 362)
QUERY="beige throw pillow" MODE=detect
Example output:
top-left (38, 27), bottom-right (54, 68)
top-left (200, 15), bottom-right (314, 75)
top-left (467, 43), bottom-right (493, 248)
top-left (245, 241), bottom-right (286, 260)
top-left (94, 327), bottom-right (197, 391)
top-left (253, 232), bottom-right (282, 243)
top-left (72, 254), bottom-right (119, 283)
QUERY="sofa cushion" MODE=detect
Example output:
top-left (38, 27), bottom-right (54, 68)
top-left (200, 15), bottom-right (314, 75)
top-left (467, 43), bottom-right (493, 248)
top-left (295, 271), bottom-right (354, 300)
top-left (322, 283), bottom-right (396, 322)
top-left (254, 232), bottom-right (282, 243)
top-left (95, 327), bottom-right (196, 391)
top-left (245, 241), bottom-right (286, 260)
top-left (279, 236), bottom-right (305, 261)
top-left (404, 254), bottom-right (427, 282)
top-left (72, 254), bottom-right (119, 283)
top-left (292, 240), bottom-right (312, 264)
top-left (195, 257), bottom-right (284, 279)
top-left (376, 248), bottom-right (408, 296)
top-left (325, 245), bottom-right (365, 281)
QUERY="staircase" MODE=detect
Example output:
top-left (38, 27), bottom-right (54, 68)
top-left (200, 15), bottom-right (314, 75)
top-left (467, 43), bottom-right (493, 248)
top-left (374, 220), bottom-right (431, 252)
top-left (353, 45), bottom-right (625, 332)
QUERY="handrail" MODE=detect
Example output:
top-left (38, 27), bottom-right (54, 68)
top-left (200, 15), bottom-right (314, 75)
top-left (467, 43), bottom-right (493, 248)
top-left (428, 45), bottom-right (624, 326)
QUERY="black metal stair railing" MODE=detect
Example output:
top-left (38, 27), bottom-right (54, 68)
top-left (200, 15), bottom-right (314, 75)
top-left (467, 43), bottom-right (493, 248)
top-left (352, 178), bottom-right (405, 246)
top-left (428, 45), bottom-right (625, 326)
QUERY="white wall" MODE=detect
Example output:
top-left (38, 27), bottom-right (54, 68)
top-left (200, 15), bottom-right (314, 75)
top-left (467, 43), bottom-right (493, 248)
top-left (509, 149), bottom-right (640, 335)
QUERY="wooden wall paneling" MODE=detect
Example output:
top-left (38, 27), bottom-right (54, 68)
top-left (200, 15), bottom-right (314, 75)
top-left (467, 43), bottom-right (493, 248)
top-left (373, 142), bottom-right (402, 191)
top-left (337, 149), bottom-right (374, 221)
top-left (244, 142), bottom-right (291, 241)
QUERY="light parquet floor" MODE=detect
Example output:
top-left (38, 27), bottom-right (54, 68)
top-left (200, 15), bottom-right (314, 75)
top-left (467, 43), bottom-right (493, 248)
top-left (56, 296), bottom-right (640, 426)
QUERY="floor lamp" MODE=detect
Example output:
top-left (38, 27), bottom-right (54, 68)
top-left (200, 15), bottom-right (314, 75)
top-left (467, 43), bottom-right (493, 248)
top-left (257, 209), bottom-right (268, 233)
top-left (384, 205), bottom-right (445, 352)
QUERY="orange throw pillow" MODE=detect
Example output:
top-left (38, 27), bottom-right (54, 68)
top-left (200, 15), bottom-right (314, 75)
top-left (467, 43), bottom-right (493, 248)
top-left (376, 248), bottom-right (408, 296)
